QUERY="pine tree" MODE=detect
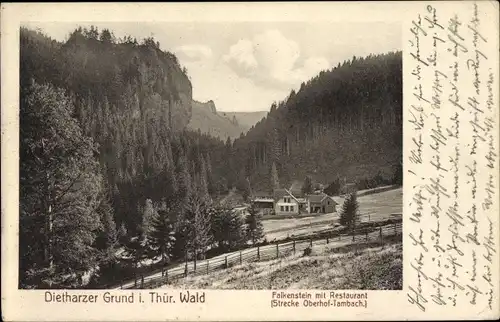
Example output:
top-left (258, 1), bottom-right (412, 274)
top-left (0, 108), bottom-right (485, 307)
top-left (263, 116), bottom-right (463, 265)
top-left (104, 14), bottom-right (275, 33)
top-left (245, 205), bottom-right (264, 245)
top-left (142, 199), bottom-right (156, 237)
top-left (19, 80), bottom-right (105, 288)
top-left (184, 192), bottom-right (212, 270)
top-left (117, 222), bottom-right (128, 244)
top-left (123, 233), bottom-right (148, 284)
top-left (270, 162), bottom-right (279, 192)
top-left (162, 139), bottom-right (177, 202)
top-left (198, 156), bottom-right (211, 204)
top-left (204, 153), bottom-right (215, 195)
top-left (147, 207), bottom-right (175, 274)
top-left (243, 177), bottom-right (253, 202)
top-left (176, 151), bottom-right (192, 201)
top-left (302, 175), bottom-right (314, 195)
top-left (211, 205), bottom-right (246, 252)
top-left (96, 194), bottom-right (117, 262)
top-left (339, 192), bottom-right (360, 232)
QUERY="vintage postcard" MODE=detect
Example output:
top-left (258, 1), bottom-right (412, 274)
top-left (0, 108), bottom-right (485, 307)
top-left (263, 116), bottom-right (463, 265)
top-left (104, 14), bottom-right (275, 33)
top-left (1, 1), bottom-right (499, 321)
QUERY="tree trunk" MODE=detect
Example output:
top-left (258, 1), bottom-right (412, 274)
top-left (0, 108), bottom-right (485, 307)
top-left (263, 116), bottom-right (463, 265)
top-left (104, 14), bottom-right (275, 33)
top-left (162, 253), bottom-right (166, 277)
top-left (193, 247), bottom-right (197, 271)
top-left (42, 138), bottom-right (54, 285)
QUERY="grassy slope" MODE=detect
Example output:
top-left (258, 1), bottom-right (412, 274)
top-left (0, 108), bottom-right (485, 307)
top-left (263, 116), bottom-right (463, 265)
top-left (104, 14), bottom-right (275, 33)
top-left (162, 238), bottom-right (402, 290)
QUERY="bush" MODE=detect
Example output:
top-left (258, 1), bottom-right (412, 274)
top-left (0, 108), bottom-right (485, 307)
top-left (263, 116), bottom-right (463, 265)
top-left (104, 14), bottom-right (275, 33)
top-left (303, 247), bottom-right (312, 257)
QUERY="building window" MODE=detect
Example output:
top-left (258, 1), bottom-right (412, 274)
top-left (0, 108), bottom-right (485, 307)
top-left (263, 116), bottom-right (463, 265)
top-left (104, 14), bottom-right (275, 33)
top-left (285, 206), bottom-right (289, 212)
top-left (280, 206), bottom-right (284, 212)
top-left (290, 206), bottom-right (294, 212)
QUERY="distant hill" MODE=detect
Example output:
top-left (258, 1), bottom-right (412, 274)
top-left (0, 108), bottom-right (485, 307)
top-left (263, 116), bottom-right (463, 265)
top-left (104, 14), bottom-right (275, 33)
top-left (219, 111), bottom-right (268, 132)
top-left (187, 100), bottom-right (248, 140)
top-left (226, 51), bottom-right (402, 193)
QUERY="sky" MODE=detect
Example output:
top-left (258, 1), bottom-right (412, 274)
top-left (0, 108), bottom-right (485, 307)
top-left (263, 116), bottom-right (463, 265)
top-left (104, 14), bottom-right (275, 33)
top-left (24, 21), bottom-right (401, 112)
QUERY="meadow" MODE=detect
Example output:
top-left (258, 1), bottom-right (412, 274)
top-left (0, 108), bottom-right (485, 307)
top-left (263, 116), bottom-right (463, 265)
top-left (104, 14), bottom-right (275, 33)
top-left (263, 187), bottom-right (402, 241)
top-left (162, 236), bottom-right (402, 290)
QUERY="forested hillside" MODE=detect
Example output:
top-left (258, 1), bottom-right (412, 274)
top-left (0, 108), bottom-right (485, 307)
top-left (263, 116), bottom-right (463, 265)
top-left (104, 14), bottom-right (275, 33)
top-left (19, 25), bottom-right (401, 289)
top-left (227, 52), bottom-right (402, 194)
top-left (20, 26), bottom-right (234, 288)
top-left (221, 111), bottom-right (268, 133)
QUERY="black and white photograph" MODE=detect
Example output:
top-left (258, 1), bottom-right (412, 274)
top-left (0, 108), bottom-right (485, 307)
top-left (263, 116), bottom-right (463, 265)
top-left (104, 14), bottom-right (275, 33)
top-left (19, 20), bottom-right (403, 291)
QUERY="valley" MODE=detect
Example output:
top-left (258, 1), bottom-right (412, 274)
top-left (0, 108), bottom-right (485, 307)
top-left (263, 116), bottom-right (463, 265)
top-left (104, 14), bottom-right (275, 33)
top-left (19, 24), bottom-right (402, 290)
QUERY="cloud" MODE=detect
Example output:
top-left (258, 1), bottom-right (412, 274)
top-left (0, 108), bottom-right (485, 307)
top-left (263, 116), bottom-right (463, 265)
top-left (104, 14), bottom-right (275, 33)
top-left (174, 44), bottom-right (213, 62)
top-left (223, 39), bottom-right (258, 74)
top-left (223, 29), bottom-right (330, 89)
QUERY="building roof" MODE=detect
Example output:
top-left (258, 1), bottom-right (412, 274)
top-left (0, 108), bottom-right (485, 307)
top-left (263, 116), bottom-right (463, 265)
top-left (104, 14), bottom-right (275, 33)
top-left (307, 194), bottom-right (325, 203)
top-left (253, 197), bottom-right (274, 203)
top-left (306, 193), bottom-right (339, 205)
top-left (273, 188), bottom-right (288, 200)
top-left (296, 197), bottom-right (308, 204)
top-left (274, 188), bottom-right (302, 203)
top-left (321, 195), bottom-right (339, 205)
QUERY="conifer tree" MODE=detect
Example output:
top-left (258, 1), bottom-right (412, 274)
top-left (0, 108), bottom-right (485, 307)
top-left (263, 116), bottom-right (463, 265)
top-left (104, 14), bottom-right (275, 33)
top-left (198, 156), bottom-right (211, 204)
top-left (211, 205), bottom-right (246, 252)
top-left (176, 151), bottom-right (192, 201)
top-left (204, 153), bottom-right (215, 195)
top-left (302, 175), bottom-right (314, 195)
top-left (270, 162), bottom-right (279, 192)
top-left (123, 233), bottom-right (148, 284)
top-left (19, 80), bottom-right (104, 288)
top-left (339, 192), bottom-right (360, 233)
top-left (147, 207), bottom-right (175, 274)
top-left (117, 222), bottom-right (128, 244)
top-left (184, 192), bottom-right (212, 270)
top-left (245, 205), bottom-right (264, 245)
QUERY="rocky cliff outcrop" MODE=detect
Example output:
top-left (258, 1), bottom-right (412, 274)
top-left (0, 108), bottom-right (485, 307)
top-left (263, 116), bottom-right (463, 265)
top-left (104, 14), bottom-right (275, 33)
top-left (188, 100), bottom-right (245, 140)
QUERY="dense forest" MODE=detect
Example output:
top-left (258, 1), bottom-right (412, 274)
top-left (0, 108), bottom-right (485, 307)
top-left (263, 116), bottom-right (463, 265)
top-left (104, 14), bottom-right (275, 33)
top-left (19, 25), bottom-right (401, 289)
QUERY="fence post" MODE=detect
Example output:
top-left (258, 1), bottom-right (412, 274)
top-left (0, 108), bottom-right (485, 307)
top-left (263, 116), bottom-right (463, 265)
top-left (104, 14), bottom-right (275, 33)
top-left (240, 251), bottom-right (242, 264)
top-left (165, 269), bottom-right (168, 284)
top-left (207, 259), bottom-right (209, 274)
top-left (352, 232), bottom-right (355, 242)
top-left (141, 275), bottom-right (144, 288)
top-left (161, 267), bottom-right (164, 277)
top-left (339, 234), bottom-right (341, 241)
top-left (365, 230), bottom-right (368, 242)
top-left (326, 237), bottom-right (329, 244)
top-left (276, 243), bottom-right (279, 258)
top-left (309, 238), bottom-right (313, 248)
top-left (184, 261), bottom-right (188, 277)
top-left (379, 226), bottom-right (383, 242)
top-left (257, 246), bottom-right (260, 261)
top-left (293, 240), bottom-right (296, 254)
top-left (394, 223), bottom-right (397, 235)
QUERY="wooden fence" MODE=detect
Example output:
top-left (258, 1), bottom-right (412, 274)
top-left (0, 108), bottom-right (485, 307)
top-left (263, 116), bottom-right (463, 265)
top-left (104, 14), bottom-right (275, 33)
top-left (117, 221), bottom-right (402, 290)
